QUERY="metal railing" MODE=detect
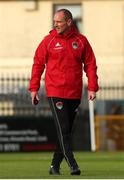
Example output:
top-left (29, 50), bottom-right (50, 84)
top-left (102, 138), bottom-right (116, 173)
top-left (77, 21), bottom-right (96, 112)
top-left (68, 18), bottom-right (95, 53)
top-left (0, 74), bottom-right (124, 117)
top-left (97, 84), bottom-right (124, 100)
top-left (0, 74), bottom-right (51, 117)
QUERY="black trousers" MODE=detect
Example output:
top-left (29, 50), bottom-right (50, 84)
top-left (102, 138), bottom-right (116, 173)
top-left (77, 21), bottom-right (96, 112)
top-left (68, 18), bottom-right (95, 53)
top-left (48, 97), bottom-right (80, 169)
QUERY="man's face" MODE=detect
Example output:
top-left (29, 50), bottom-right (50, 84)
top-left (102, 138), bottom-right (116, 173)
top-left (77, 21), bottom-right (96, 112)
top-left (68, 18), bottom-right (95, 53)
top-left (54, 12), bottom-right (72, 34)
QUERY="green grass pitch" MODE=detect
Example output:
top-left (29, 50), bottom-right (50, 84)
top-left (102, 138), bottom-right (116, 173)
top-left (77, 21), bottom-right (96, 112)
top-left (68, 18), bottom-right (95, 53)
top-left (0, 151), bottom-right (124, 179)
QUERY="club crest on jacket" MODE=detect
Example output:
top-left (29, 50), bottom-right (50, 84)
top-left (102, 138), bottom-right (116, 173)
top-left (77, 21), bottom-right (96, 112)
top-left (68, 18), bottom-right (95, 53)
top-left (56, 101), bottom-right (63, 110)
top-left (72, 42), bottom-right (78, 49)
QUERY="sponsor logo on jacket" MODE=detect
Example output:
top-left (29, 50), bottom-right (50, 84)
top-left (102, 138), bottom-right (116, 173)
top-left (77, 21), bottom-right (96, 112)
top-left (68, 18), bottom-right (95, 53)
top-left (53, 42), bottom-right (63, 50)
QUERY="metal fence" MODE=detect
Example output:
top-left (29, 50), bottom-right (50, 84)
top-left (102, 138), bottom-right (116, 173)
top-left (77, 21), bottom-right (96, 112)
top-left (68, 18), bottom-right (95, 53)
top-left (0, 74), bottom-right (51, 117)
top-left (97, 83), bottom-right (124, 100)
top-left (0, 74), bottom-right (124, 117)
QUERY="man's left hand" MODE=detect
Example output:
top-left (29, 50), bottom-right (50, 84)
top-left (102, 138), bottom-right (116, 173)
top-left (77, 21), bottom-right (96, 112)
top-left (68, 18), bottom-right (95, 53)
top-left (88, 91), bottom-right (96, 101)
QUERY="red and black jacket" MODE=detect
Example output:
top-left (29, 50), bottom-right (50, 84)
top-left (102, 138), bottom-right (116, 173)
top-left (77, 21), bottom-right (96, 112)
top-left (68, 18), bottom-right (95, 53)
top-left (29, 27), bottom-right (99, 99)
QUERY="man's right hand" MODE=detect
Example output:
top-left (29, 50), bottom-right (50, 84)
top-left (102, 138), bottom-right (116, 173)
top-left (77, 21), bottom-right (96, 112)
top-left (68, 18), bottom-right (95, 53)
top-left (30, 91), bottom-right (39, 105)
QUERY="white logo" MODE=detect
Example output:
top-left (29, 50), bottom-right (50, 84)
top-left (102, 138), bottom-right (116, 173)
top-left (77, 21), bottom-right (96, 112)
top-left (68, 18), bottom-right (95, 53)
top-left (53, 42), bottom-right (63, 50)
top-left (55, 42), bottom-right (61, 47)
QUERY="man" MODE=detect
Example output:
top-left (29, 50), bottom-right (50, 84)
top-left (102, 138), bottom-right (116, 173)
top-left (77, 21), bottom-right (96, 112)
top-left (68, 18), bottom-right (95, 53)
top-left (29, 9), bottom-right (99, 175)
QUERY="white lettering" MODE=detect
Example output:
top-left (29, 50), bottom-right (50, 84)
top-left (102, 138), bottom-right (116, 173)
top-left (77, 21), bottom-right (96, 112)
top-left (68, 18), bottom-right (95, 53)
top-left (4, 144), bottom-right (20, 151)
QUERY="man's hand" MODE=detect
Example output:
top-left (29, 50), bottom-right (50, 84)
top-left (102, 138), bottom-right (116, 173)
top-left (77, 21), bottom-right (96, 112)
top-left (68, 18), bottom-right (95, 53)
top-left (88, 91), bottom-right (96, 101)
top-left (30, 91), bottom-right (39, 105)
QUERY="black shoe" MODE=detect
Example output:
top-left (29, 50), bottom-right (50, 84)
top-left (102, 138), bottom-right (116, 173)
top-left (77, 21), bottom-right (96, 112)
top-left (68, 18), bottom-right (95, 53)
top-left (49, 165), bottom-right (60, 175)
top-left (71, 167), bottom-right (81, 175)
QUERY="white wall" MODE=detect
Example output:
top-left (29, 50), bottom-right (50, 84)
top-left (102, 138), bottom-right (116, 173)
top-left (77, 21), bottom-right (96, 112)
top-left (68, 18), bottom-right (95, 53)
top-left (0, 1), bottom-right (52, 74)
top-left (0, 0), bottom-right (124, 84)
top-left (83, 0), bottom-right (124, 84)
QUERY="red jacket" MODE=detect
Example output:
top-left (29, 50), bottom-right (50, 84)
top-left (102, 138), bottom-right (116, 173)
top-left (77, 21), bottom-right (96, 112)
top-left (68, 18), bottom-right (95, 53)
top-left (29, 27), bottom-right (99, 99)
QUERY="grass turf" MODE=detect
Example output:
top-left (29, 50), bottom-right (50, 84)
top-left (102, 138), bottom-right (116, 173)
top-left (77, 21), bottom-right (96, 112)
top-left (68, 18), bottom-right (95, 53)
top-left (0, 151), bottom-right (124, 179)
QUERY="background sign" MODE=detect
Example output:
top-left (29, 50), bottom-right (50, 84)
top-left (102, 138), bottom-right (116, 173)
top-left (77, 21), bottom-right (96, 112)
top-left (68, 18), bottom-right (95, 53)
top-left (0, 116), bottom-right (57, 152)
